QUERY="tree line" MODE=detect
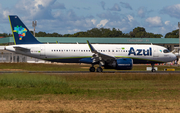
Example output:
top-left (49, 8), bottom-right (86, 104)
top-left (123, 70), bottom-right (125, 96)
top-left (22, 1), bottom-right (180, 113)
top-left (32, 27), bottom-right (163, 38)
top-left (0, 33), bottom-right (12, 37)
top-left (1, 27), bottom-right (179, 38)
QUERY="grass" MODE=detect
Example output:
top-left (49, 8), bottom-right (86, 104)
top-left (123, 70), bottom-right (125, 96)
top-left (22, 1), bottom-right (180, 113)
top-left (0, 73), bottom-right (77, 100)
top-left (0, 73), bottom-right (180, 100)
top-left (0, 63), bottom-right (89, 71)
top-left (63, 73), bottom-right (180, 100)
top-left (1, 63), bottom-right (180, 112)
top-left (0, 62), bottom-right (180, 71)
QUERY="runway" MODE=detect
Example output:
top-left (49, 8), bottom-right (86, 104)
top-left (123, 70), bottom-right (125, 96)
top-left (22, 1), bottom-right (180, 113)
top-left (0, 71), bottom-right (180, 74)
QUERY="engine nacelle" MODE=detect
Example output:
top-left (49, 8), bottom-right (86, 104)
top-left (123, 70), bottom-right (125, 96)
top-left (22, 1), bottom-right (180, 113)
top-left (104, 58), bottom-right (133, 70)
top-left (79, 57), bottom-right (93, 64)
top-left (116, 58), bottom-right (133, 70)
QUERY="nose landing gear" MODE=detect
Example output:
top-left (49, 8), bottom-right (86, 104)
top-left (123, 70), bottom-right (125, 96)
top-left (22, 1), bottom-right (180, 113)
top-left (151, 63), bottom-right (156, 72)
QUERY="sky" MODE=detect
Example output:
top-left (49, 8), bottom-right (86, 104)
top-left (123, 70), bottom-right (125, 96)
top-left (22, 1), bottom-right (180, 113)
top-left (0, 0), bottom-right (180, 37)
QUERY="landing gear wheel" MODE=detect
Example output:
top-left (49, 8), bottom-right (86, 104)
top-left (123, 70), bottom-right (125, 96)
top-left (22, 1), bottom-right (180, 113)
top-left (151, 63), bottom-right (156, 72)
top-left (151, 69), bottom-right (156, 72)
top-left (96, 67), bottom-right (103, 72)
top-left (89, 67), bottom-right (95, 72)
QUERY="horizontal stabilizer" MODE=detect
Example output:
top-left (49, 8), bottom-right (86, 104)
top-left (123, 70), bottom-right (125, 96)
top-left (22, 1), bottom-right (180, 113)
top-left (13, 46), bottom-right (30, 52)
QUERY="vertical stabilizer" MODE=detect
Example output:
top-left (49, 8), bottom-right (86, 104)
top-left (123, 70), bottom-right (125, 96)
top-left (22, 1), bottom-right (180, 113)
top-left (9, 15), bottom-right (41, 45)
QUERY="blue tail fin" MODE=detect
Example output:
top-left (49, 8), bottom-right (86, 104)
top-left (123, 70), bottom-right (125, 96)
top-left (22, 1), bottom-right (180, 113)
top-left (9, 15), bottom-right (41, 45)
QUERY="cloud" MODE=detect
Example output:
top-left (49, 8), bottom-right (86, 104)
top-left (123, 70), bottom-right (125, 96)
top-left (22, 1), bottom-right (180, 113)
top-left (165, 21), bottom-right (170, 25)
top-left (158, 22), bottom-right (178, 36)
top-left (83, 7), bottom-right (91, 10)
top-left (109, 3), bottom-right (121, 11)
top-left (97, 11), bottom-right (121, 21)
top-left (145, 16), bottom-right (162, 27)
top-left (127, 15), bottom-right (134, 22)
top-left (138, 7), bottom-right (146, 18)
top-left (97, 19), bottom-right (109, 27)
top-left (120, 2), bottom-right (132, 10)
top-left (91, 19), bottom-right (97, 25)
top-left (68, 29), bottom-right (81, 34)
top-left (100, 1), bottom-right (106, 10)
top-left (161, 4), bottom-right (180, 19)
top-left (13, 0), bottom-right (57, 20)
top-left (97, 11), bottom-right (138, 32)
top-left (52, 2), bottom-right (66, 9)
top-left (0, 0), bottom-right (97, 34)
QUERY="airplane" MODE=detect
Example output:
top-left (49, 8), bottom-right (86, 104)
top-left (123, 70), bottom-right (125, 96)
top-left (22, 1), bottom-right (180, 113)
top-left (4, 15), bottom-right (177, 72)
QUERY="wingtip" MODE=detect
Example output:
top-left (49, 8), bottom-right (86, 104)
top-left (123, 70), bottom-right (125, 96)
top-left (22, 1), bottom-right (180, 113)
top-left (87, 40), bottom-right (89, 44)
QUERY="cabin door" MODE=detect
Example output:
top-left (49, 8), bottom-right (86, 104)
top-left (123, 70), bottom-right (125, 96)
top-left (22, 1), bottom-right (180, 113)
top-left (40, 46), bottom-right (45, 56)
top-left (153, 47), bottom-right (159, 57)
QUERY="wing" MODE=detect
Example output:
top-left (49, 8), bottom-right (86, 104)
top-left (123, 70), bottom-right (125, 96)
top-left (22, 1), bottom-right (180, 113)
top-left (87, 40), bottom-right (116, 65)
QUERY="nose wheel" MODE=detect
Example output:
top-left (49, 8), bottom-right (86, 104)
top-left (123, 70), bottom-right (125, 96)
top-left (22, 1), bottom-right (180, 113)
top-left (151, 63), bottom-right (156, 72)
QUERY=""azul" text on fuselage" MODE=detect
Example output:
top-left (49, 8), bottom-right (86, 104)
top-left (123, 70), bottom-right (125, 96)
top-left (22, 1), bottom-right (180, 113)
top-left (128, 47), bottom-right (152, 56)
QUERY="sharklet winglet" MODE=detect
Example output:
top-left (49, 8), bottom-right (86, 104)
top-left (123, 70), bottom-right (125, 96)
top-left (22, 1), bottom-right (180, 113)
top-left (87, 40), bottom-right (96, 53)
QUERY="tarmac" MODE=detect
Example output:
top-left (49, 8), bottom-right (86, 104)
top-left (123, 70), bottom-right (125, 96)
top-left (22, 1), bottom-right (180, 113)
top-left (0, 71), bottom-right (180, 74)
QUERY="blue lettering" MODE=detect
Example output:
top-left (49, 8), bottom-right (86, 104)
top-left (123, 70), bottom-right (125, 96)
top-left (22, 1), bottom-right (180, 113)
top-left (128, 47), bottom-right (152, 56)
top-left (143, 50), bottom-right (149, 56)
top-left (128, 47), bottom-right (136, 55)
top-left (149, 47), bottom-right (152, 56)
top-left (137, 49), bottom-right (142, 55)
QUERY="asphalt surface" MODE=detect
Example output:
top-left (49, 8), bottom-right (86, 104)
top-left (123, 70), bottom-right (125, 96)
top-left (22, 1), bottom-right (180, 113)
top-left (0, 71), bottom-right (180, 74)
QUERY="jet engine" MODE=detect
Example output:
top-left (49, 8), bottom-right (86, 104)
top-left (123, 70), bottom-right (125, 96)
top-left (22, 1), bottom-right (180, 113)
top-left (104, 58), bottom-right (133, 70)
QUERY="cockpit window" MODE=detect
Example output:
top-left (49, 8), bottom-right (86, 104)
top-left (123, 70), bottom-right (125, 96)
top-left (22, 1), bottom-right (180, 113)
top-left (163, 49), bottom-right (170, 53)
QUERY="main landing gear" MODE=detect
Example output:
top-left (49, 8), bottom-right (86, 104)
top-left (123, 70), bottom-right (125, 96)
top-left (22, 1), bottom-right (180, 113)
top-left (89, 65), bottom-right (103, 72)
top-left (151, 63), bottom-right (156, 72)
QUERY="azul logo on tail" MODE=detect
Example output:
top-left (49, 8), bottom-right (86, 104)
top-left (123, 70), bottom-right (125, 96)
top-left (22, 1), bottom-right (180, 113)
top-left (128, 47), bottom-right (152, 56)
top-left (13, 26), bottom-right (27, 40)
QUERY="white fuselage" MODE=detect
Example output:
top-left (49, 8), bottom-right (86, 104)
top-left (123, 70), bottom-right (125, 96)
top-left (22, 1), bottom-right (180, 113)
top-left (5, 44), bottom-right (176, 63)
